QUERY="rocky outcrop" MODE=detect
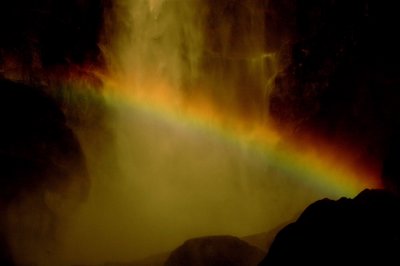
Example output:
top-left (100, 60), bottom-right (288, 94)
top-left (165, 235), bottom-right (265, 266)
top-left (0, 79), bottom-right (88, 265)
top-left (260, 189), bottom-right (400, 265)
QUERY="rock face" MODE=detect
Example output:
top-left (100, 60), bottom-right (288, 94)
top-left (260, 189), bottom-right (400, 265)
top-left (0, 79), bottom-right (88, 202)
top-left (0, 79), bottom-right (88, 265)
top-left (0, 0), bottom-right (105, 70)
top-left (269, 0), bottom-right (400, 189)
top-left (164, 235), bottom-right (266, 266)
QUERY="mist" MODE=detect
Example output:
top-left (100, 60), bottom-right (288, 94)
top-left (60, 100), bottom-right (341, 264)
top-left (0, 0), bottom-right (389, 265)
top-left (57, 0), bottom-right (374, 264)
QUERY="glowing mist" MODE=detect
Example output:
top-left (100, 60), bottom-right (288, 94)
top-left (56, 1), bottom-right (380, 264)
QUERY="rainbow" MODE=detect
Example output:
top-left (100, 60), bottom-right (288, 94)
top-left (87, 74), bottom-right (383, 198)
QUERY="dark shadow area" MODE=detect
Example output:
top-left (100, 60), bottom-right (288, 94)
top-left (0, 0), bottom-right (106, 71)
top-left (0, 79), bottom-right (88, 265)
top-left (0, 1), bottom-right (113, 264)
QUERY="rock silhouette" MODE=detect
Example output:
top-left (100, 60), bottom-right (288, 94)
top-left (165, 235), bottom-right (265, 266)
top-left (260, 189), bottom-right (400, 265)
top-left (0, 79), bottom-right (88, 265)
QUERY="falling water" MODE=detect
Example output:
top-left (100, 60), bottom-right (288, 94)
top-left (51, 1), bottom-right (376, 265)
